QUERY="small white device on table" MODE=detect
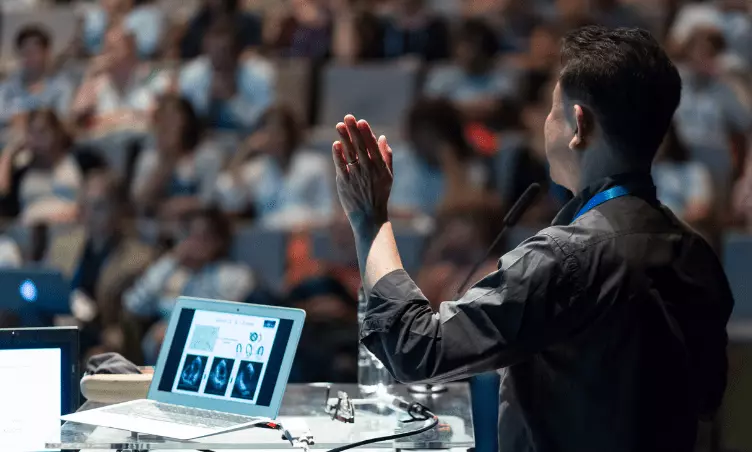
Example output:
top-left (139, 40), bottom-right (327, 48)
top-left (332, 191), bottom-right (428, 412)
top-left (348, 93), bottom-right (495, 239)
top-left (62, 296), bottom-right (306, 440)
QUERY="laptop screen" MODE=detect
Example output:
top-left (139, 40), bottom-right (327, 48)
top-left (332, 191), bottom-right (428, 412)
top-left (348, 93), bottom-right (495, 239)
top-left (157, 309), bottom-right (294, 407)
top-left (0, 327), bottom-right (78, 451)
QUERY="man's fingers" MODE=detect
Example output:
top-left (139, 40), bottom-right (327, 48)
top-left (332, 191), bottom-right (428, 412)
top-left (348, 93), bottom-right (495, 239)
top-left (357, 119), bottom-right (385, 168)
top-left (336, 122), bottom-right (357, 164)
top-left (344, 115), bottom-right (370, 167)
top-left (378, 135), bottom-right (393, 172)
top-left (332, 141), bottom-right (348, 178)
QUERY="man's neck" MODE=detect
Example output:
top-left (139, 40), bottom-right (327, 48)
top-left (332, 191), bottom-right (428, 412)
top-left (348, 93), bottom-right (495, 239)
top-left (577, 148), bottom-right (650, 192)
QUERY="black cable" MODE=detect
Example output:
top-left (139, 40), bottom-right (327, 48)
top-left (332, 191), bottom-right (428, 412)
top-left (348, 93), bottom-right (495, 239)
top-left (325, 403), bottom-right (439, 452)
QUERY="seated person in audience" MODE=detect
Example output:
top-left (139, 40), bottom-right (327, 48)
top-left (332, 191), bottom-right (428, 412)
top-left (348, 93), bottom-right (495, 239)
top-left (287, 276), bottom-right (358, 383)
top-left (424, 19), bottom-right (512, 123)
top-left (331, 0), bottom-right (384, 63)
top-left (378, 0), bottom-right (450, 61)
top-left (389, 98), bottom-right (490, 217)
top-left (214, 105), bottom-right (335, 228)
top-left (131, 95), bottom-right (223, 219)
top-left (0, 109), bottom-right (82, 223)
top-left (180, 21), bottom-right (275, 132)
top-left (673, 26), bottom-right (751, 198)
top-left (505, 22), bottom-right (561, 80)
top-left (265, 0), bottom-right (332, 59)
top-left (181, 0), bottom-right (262, 60)
top-left (72, 26), bottom-right (160, 135)
top-left (46, 170), bottom-right (154, 355)
top-left (653, 124), bottom-right (714, 226)
top-left (416, 212), bottom-right (500, 309)
top-left (123, 207), bottom-right (256, 362)
top-left (0, 25), bottom-right (74, 129)
top-left (81, 0), bottom-right (166, 59)
top-left (463, 0), bottom-right (539, 55)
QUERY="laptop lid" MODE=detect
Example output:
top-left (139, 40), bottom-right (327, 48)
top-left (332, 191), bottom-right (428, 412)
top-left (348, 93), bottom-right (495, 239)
top-left (0, 327), bottom-right (79, 450)
top-left (0, 268), bottom-right (71, 315)
top-left (149, 297), bottom-right (305, 419)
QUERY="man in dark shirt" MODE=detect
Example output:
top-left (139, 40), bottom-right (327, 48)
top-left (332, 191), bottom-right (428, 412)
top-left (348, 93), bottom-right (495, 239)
top-left (330, 26), bottom-right (734, 452)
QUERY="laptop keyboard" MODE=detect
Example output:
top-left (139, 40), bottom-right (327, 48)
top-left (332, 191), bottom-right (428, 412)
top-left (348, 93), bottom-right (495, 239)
top-left (103, 401), bottom-right (258, 429)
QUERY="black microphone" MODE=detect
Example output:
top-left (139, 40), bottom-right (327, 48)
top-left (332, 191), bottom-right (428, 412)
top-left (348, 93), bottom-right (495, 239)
top-left (455, 183), bottom-right (543, 296)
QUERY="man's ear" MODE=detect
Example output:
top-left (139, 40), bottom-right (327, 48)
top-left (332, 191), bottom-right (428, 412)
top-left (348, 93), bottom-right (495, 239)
top-left (568, 104), bottom-right (587, 151)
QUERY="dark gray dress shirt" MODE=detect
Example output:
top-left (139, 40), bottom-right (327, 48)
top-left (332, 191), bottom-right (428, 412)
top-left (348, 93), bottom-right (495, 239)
top-left (361, 173), bottom-right (733, 452)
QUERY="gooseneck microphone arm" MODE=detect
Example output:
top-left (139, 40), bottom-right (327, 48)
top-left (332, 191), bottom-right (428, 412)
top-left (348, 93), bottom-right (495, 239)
top-left (455, 183), bottom-right (543, 296)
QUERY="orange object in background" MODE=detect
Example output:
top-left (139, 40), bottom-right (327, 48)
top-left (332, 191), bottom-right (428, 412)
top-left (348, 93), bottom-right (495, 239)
top-left (466, 122), bottom-right (498, 156)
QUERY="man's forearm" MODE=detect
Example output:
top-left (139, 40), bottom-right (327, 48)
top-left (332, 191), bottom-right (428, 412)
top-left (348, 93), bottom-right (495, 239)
top-left (353, 220), bottom-right (404, 293)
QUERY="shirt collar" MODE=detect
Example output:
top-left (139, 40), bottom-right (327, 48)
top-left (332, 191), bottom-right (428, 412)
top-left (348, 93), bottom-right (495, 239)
top-left (551, 172), bottom-right (658, 226)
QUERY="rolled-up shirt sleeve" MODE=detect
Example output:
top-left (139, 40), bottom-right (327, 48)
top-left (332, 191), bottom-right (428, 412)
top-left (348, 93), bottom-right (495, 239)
top-left (361, 233), bottom-right (580, 384)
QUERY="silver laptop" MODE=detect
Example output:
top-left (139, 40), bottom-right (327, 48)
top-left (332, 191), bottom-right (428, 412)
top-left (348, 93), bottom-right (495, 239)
top-left (62, 297), bottom-right (305, 440)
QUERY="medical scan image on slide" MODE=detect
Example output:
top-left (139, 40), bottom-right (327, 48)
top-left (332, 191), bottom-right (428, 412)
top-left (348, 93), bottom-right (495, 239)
top-left (231, 361), bottom-right (263, 400)
top-left (171, 310), bottom-right (280, 404)
top-left (204, 357), bottom-right (235, 396)
top-left (177, 354), bottom-right (207, 392)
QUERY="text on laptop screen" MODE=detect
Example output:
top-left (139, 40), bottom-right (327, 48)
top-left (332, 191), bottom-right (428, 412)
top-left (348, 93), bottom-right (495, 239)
top-left (0, 348), bottom-right (61, 451)
top-left (157, 309), bottom-right (293, 407)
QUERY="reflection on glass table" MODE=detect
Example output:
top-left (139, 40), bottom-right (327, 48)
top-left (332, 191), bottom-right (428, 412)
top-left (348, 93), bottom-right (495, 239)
top-left (46, 383), bottom-right (474, 450)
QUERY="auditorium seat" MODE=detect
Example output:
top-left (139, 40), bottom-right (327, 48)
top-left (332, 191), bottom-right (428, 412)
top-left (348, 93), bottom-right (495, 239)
top-left (723, 233), bottom-right (752, 320)
top-left (1, 6), bottom-right (78, 65)
top-left (231, 225), bottom-right (288, 293)
top-left (317, 61), bottom-right (420, 128)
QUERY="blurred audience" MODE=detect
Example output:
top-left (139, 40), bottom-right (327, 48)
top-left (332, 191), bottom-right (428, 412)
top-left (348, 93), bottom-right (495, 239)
top-left (81, 0), bottom-right (166, 59)
top-left (653, 124), bottom-right (714, 226)
top-left (265, 0), bottom-right (332, 59)
top-left (46, 170), bottom-right (154, 354)
top-left (0, 109), bottom-right (82, 223)
top-left (379, 0), bottom-right (450, 61)
top-left (181, 0), bottom-right (263, 60)
top-left (131, 95), bottom-right (223, 219)
top-left (215, 105), bottom-right (334, 228)
top-left (72, 26), bottom-right (158, 135)
top-left (0, 25), bottom-right (74, 129)
top-left (179, 20), bottom-right (275, 132)
top-left (673, 26), bottom-right (751, 201)
top-left (390, 98), bottom-right (490, 217)
top-left (424, 19), bottom-right (512, 123)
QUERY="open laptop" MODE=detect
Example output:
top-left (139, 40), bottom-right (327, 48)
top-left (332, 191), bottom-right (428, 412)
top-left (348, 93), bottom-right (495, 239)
top-left (62, 297), bottom-right (306, 440)
top-left (0, 327), bottom-right (79, 451)
top-left (0, 268), bottom-right (71, 325)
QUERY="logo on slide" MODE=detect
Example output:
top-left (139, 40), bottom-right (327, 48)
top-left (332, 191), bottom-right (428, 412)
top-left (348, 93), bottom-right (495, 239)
top-left (19, 279), bottom-right (37, 303)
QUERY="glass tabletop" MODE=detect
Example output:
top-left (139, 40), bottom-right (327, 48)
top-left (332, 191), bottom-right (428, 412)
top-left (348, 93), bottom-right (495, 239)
top-left (46, 383), bottom-right (474, 450)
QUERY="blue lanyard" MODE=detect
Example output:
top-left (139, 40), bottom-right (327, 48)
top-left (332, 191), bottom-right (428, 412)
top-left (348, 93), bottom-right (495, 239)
top-left (573, 185), bottom-right (631, 222)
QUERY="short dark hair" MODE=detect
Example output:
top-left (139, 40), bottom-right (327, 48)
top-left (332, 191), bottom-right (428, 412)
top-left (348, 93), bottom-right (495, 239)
top-left (407, 98), bottom-right (474, 160)
top-left (456, 18), bottom-right (499, 58)
top-left (154, 94), bottom-right (203, 150)
top-left (559, 26), bottom-right (681, 161)
top-left (15, 24), bottom-right (51, 51)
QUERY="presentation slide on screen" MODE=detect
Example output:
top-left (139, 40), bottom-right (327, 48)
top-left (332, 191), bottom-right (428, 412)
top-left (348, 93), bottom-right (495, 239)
top-left (0, 348), bottom-right (61, 451)
top-left (172, 310), bottom-right (280, 404)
